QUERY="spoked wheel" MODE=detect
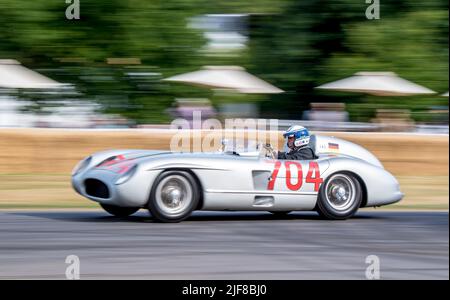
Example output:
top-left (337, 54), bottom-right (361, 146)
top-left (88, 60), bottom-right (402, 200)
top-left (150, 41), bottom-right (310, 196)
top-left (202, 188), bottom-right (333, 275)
top-left (316, 172), bottom-right (362, 220)
top-left (100, 203), bottom-right (139, 217)
top-left (148, 171), bottom-right (199, 223)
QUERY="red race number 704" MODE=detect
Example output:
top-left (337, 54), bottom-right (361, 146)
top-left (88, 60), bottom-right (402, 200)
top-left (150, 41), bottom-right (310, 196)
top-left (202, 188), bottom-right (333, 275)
top-left (267, 161), bottom-right (323, 192)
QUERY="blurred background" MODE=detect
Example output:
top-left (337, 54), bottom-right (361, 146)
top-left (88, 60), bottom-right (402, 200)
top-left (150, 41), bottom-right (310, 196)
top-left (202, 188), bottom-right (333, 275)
top-left (0, 0), bottom-right (448, 210)
top-left (0, 0), bottom-right (448, 130)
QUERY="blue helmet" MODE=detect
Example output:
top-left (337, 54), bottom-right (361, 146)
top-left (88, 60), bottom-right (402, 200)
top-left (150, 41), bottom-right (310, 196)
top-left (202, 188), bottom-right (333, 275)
top-left (283, 125), bottom-right (311, 148)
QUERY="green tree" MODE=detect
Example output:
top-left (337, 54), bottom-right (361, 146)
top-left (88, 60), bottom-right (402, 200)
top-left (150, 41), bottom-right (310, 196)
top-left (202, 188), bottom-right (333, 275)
top-left (248, 0), bottom-right (448, 122)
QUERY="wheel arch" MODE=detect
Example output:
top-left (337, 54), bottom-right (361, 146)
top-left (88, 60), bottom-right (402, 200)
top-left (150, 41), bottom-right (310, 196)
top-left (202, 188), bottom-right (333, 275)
top-left (347, 171), bottom-right (368, 208)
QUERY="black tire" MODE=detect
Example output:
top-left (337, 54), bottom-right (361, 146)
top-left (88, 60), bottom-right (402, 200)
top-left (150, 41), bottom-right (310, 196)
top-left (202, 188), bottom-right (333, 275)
top-left (316, 172), bottom-right (362, 220)
top-left (269, 211), bottom-right (292, 217)
top-left (100, 203), bottom-right (139, 217)
top-left (148, 170), bottom-right (200, 223)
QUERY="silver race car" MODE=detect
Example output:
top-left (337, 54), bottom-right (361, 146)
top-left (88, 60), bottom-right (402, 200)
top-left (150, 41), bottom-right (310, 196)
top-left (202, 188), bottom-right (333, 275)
top-left (72, 134), bottom-right (403, 222)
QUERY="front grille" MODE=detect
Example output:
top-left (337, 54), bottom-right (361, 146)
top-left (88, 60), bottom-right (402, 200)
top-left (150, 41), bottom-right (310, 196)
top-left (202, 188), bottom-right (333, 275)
top-left (85, 179), bottom-right (110, 199)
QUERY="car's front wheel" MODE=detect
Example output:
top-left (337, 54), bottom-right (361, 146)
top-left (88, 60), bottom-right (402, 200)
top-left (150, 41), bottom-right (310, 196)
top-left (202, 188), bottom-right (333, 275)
top-left (100, 203), bottom-right (139, 217)
top-left (148, 171), bottom-right (199, 223)
top-left (316, 172), bottom-right (362, 220)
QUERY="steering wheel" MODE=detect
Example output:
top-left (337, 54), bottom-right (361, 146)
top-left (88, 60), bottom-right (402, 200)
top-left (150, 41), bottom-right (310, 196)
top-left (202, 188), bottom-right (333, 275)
top-left (260, 143), bottom-right (277, 159)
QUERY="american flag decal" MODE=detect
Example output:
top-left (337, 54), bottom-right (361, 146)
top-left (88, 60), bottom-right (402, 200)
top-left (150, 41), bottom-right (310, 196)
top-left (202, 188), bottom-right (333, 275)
top-left (328, 143), bottom-right (339, 150)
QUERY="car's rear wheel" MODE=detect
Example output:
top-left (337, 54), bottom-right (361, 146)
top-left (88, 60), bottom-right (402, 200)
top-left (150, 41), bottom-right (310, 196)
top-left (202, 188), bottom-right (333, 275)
top-left (100, 203), bottom-right (139, 217)
top-left (148, 171), bottom-right (199, 223)
top-left (316, 172), bottom-right (362, 220)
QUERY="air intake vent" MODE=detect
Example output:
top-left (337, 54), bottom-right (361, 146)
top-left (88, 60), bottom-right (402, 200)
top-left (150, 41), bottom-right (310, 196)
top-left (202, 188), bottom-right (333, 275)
top-left (85, 179), bottom-right (110, 199)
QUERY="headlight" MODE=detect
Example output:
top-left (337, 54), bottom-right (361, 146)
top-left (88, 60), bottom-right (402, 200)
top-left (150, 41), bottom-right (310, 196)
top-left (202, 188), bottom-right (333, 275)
top-left (115, 164), bottom-right (138, 185)
top-left (72, 156), bottom-right (92, 176)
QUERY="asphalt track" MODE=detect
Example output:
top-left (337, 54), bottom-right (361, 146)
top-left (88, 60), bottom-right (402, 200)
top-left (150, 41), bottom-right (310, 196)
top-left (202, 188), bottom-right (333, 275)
top-left (0, 210), bottom-right (447, 279)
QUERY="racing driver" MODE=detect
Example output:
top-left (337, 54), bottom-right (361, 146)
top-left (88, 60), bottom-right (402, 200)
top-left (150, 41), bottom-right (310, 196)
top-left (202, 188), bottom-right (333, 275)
top-left (277, 125), bottom-right (317, 160)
